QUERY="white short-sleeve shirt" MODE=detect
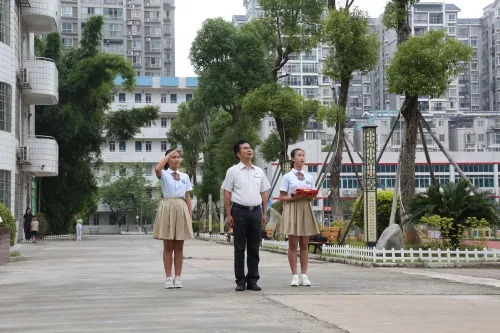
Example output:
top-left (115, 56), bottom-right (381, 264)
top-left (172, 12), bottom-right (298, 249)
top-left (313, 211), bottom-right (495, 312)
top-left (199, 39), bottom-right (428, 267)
top-left (160, 169), bottom-right (192, 198)
top-left (221, 162), bottom-right (271, 206)
top-left (279, 168), bottom-right (315, 196)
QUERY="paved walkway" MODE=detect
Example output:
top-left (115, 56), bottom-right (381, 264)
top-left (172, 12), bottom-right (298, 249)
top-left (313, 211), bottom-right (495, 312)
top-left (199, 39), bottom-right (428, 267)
top-left (1, 236), bottom-right (500, 333)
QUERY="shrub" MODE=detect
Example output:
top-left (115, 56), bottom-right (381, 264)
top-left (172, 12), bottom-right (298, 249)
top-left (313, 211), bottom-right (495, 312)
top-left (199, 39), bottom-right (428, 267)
top-left (192, 220), bottom-right (200, 233)
top-left (271, 201), bottom-right (283, 214)
top-left (352, 190), bottom-right (400, 237)
top-left (0, 203), bottom-right (17, 246)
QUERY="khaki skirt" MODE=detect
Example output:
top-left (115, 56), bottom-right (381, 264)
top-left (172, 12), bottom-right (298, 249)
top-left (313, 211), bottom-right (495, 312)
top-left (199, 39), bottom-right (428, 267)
top-left (153, 198), bottom-right (193, 240)
top-left (281, 200), bottom-right (320, 236)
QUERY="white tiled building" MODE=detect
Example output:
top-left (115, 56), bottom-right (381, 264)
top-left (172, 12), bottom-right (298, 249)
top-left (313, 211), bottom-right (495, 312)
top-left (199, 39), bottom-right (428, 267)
top-left (84, 76), bottom-right (197, 233)
top-left (0, 0), bottom-right (60, 241)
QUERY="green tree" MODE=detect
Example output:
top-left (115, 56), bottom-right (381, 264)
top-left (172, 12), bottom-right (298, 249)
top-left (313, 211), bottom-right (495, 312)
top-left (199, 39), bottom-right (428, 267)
top-left (105, 105), bottom-right (159, 142)
top-left (100, 166), bottom-right (159, 230)
top-left (258, 0), bottom-right (325, 80)
top-left (321, 6), bottom-right (380, 219)
top-left (167, 98), bottom-right (206, 185)
top-left (408, 180), bottom-right (500, 248)
top-left (35, 16), bottom-right (157, 233)
top-left (386, 30), bottom-right (472, 218)
top-left (352, 190), bottom-right (400, 239)
top-left (243, 83), bottom-right (322, 165)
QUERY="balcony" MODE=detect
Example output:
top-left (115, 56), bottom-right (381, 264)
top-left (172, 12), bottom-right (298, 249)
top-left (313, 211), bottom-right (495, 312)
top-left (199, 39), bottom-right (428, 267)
top-left (21, 0), bottom-right (58, 33)
top-left (22, 136), bottom-right (59, 177)
top-left (22, 57), bottom-right (59, 105)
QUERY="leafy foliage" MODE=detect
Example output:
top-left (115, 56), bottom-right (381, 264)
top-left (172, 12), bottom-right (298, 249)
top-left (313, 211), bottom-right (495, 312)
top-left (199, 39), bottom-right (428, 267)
top-left (0, 203), bottom-right (16, 246)
top-left (383, 0), bottom-right (420, 30)
top-left (322, 8), bottom-right (380, 82)
top-left (105, 105), bottom-right (159, 142)
top-left (100, 166), bottom-right (159, 227)
top-left (387, 30), bottom-right (472, 98)
top-left (352, 190), bottom-right (401, 238)
top-left (35, 16), bottom-right (154, 233)
top-left (258, 0), bottom-right (325, 79)
top-left (409, 180), bottom-right (500, 248)
top-left (243, 83), bottom-right (323, 162)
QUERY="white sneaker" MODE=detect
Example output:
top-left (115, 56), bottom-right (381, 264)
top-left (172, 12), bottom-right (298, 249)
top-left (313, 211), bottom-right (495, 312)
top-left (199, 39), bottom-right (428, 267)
top-left (173, 276), bottom-right (182, 288)
top-left (165, 277), bottom-right (174, 289)
top-left (290, 274), bottom-right (300, 287)
top-left (300, 274), bottom-right (312, 286)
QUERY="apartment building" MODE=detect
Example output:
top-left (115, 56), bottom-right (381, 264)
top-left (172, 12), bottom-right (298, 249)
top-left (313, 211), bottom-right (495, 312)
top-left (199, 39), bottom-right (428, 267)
top-left (60, 0), bottom-right (175, 76)
top-left (84, 76), bottom-right (197, 233)
top-left (0, 1), bottom-right (60, 241)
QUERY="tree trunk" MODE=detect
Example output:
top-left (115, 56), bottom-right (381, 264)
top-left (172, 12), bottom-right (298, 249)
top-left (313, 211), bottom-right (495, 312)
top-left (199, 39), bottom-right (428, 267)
top-left (399, 95), bottom-right (419, 223)
top-left (396, 1), bottom-right (411, 46)
top-left (329, 78), bottom-right (350, 221)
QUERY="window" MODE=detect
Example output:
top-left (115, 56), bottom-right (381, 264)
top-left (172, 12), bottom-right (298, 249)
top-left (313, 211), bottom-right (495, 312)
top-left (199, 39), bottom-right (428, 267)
top-left (135, 141), bottom-right (142, 152)
top-left (0, 169), bottom-right (11, 208)
top-left (478, 120), bottom-right (484, 127)
top-left (161, 118), bottom-right (167, 128)
top-left (145, 93), bottom-right (152, 103)
top-left (0, 0), bottom-right (9, 45)
top-left (161, 141), bottom-right (167, 152)
top-left (119, 93), bottom-right (126, 102)
top-left (0, 82), bottom-right (12, 133)
top-left (479, 134), bottom-right (484, 142)
top-left (307, 165), bottom-right (318, 173)
top-left (109, 141), bottom-right (115, 152)
top-left (109, 213), bottom-right (117, 225)
top-left (161, 93), bottom-right (167, 103)
top-left (62, 38), bottom-right (74, 48)
top-left (119, 141), bottom-right (126, 152)
top-left (132, 40), bottom-right (142, 51)
top-left (341, 177), bottom-right (358, 189)
top-left (186, 94), bottom-right (193, 102)
top-left (170, 94), bottom-right (177, 103)
top-left (135, 93), bottom-right (142, 103)
top-left (104, 7), bottom-right (123, 20)
top-left (146, 141), bottom-right (152, 152)
top-left (61, 6), bottom-right (73, 17)
top-left (150, 41), bottom-right (161, 52)
top-left (93, 214), bottom-right (100, 226)
top-left (447, 26), bottom-right (456, 35)
top-left (448, 13), bottom-right (456, 22)
top-left (62, 22), bottom-right (73, 33)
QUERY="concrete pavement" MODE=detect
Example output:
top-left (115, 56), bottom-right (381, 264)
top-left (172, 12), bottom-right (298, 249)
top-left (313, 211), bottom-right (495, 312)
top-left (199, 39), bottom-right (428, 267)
top-left (1, 236), bottom-right (499, 333)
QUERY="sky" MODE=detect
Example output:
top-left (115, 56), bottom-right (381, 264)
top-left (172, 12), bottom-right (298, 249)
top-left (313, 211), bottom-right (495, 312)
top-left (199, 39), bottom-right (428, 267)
top-left (175, 0), bottom-right (493, 77)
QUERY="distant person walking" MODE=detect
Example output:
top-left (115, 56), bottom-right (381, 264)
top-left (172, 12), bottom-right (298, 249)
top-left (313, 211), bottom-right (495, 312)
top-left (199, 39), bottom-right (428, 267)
top-left (75, 214), bottom-right (83, 241)
top-left (30, 216), bottom-right (39, 243)
top-left (222, 140), bottom-right (271, 291)
top-left (279, 148), bottom-right (319, 287)
top-left (153, 148), bottom-right (193, 289)
top-left (23, 208), bottom-right (33, 242)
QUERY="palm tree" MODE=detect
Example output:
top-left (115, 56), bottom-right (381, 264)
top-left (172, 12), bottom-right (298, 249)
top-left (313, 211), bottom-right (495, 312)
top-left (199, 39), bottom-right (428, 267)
top-left (408, 180), bottom-right (500, 248)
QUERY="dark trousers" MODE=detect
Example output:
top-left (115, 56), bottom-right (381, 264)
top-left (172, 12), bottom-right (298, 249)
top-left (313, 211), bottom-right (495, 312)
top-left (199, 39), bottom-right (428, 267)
top-left (232, 205), bottom-right (262, 285)
top-left (24, 227), bottom-right (31, 240)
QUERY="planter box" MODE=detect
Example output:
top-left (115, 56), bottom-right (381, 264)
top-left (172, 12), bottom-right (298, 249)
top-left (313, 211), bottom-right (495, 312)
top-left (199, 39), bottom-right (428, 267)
top-left (0, 228), bottom-right (10, 265)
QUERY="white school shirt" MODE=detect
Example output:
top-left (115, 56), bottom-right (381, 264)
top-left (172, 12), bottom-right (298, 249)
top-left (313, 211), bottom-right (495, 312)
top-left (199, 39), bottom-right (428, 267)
top-left (279, 168), bottom-right (316, 196)
top-left (160, 169), bottom-right (192, 198)
top-left (221, 162), bottom-right (271, 207)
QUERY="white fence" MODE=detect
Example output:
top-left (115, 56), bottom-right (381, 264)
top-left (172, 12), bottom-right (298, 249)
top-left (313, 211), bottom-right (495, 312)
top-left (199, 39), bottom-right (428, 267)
top-left (42, 234), bottom-right (74, 241)
top-left (261, 240), bottom-right (289, 251)
top-left (322, 245), bottom-right (500, 264)
top-left (198, 233), bottom-right (232, 242)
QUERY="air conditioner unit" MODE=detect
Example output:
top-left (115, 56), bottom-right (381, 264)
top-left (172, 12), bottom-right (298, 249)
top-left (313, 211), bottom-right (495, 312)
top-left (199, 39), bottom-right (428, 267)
top-left (134, 21), bottom-right (139, 25)
top-left (127, 21), bottom-right (132, 25)
top-left (145, 18), bottom-right (150, 22)
top-left (146, 38), bottom-right (151, 41)
top-left (19, 68), bottom-right (29, 83)
top-left (20, 146), bottom-right (29, 162)
top-left (134, 52), bottom-right (139, 55)
top-left (127, 36), bottom-right (132, 40)
top-left (127, 51), bottom-right (133, 56)
top-left (343, 190), bottom-right (352, 196)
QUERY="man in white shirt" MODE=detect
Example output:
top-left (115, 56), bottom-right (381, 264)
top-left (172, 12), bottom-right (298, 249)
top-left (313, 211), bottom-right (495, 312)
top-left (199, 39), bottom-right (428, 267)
top-left (222, 140), bottom-right (271, 291)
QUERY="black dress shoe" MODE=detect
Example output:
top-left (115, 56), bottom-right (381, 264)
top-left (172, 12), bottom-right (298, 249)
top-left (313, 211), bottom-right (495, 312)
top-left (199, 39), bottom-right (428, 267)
top-left (235, 283), bottom-right (246, 291)
top-left (246, 283), bottom-right (261, 291)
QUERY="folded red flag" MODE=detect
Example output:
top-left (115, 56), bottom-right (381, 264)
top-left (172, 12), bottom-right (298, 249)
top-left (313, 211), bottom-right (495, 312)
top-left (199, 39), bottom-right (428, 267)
top-left (291, 188), bottom-right (318, 197)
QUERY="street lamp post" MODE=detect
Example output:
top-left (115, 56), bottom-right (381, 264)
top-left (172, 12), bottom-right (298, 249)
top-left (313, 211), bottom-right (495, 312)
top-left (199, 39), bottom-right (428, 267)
top-left (362, 126), bottom-right (378, 247)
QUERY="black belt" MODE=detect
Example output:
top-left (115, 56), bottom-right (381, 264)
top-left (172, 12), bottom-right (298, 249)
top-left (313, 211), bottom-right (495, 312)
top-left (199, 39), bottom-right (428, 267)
top-left (231, 203), bottom-right (261, 211)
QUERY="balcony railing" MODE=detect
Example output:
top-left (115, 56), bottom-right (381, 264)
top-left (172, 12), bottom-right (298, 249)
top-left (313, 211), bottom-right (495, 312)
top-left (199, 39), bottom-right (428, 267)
top-left (22, 136), bottom-right (59, 177)
top-left (21, 0), bottom-right (58, 33)
top-left (22, 57), bottom-right (59, 105)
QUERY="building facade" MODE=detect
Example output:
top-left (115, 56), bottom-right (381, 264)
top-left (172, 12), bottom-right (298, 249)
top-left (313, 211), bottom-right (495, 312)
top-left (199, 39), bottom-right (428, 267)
top-left (60, 0), bottom-right (175, 77)
top-left (0, 0), bottom-right (60, 241)
top-left (84, 76), bottom-right (197, 233)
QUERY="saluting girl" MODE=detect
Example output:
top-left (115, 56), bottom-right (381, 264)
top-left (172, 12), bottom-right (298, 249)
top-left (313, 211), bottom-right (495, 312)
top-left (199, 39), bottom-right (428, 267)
top-left (153, 147), bottom-right (193, 289)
